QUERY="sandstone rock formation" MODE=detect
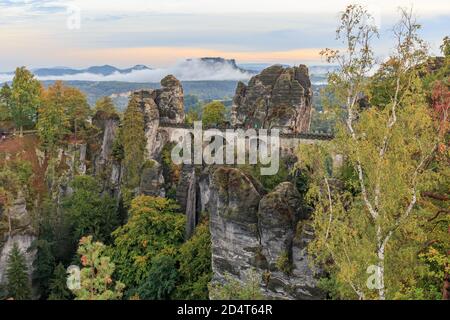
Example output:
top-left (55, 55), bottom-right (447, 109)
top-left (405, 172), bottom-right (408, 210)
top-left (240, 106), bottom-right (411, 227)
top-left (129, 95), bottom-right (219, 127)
top-left (153, 75), bottom-right (185, 124)
top-left (125, 76), bottom-right (185, 197)
top-left (139, 160), bottom-right (165, 197)
top-left (0, 195), bottom-right (36, 289)
top-left (209, 167), bottom-right (322, 300)
top-left (131, 75), bottom-right (184, 160)
top-left (231, 65), bottom-right (313, 133)
top-left (91, 110), bottom-right (122, 194)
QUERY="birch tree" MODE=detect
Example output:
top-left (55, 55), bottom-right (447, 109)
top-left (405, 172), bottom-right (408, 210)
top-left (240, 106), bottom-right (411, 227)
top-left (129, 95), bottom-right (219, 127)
top-left (298, 5), bottom-right (443, 299)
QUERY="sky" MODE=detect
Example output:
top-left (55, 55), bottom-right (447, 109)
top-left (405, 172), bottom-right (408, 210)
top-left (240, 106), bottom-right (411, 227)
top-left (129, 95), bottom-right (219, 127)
top-left (0, 0), bottom-right (449, 71)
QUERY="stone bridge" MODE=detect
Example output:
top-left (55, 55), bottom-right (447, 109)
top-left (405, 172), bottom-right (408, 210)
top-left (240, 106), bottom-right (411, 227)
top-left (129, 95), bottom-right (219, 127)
top-left (157, 122), bottom-right (333, 155)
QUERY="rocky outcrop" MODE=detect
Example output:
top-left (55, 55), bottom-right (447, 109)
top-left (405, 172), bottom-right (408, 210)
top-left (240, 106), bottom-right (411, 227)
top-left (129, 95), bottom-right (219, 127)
top-left (92, 111), bottom-right (120, 174)
top-left (0, 234), bottom-right (36, 286)
top-left (139, 160), bottom-right (165, 197)
top-left (209, 167), bottom-right (322, 300)
top-left (209, 167), bottom-right (263, 280)
top-left (0, 195), bottom-right (36, 289)
top-left (155, 75), bottom-right (184, 124)
top-left (122, 75), bottom-right (185, 198)
top-left (184, 166), bottom-right (197, 239)
top-left (231, 65), bottom-right (313, 133)
top-left (131, 75), bottom-right (184, 160)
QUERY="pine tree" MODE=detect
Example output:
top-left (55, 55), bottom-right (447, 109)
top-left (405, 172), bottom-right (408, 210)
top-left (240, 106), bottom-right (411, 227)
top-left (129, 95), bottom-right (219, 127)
top-left (122, 96), bottom-right (146, 188)
top-left (31, 239), bottom-right (55, 298)
top-left (48, 263), bottom-right (72, 300)
top-left (62, 175), bottom-right (119, 244)
top-left (72, 236), bottom-right (125, 300)
top-left (6, 243), bottom-right (31, 300)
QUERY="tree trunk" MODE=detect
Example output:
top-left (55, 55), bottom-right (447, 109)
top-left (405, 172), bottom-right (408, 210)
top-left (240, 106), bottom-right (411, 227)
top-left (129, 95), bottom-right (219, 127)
top-left (19, 125), bottom-right (23, 137)
top-left (377, 246), bottom-right (386, 300)
top-left (8, 207), bottom-right (12, 236)
top-left (377, 226), bottom-right (386, 300)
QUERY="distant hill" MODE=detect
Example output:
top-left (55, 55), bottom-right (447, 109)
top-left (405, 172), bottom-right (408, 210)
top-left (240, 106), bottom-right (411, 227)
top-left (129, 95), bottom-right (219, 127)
top-left (30, 64), bottom-right (152, 77)
top-left (40, 80), bottom-right (240, 111)
top-left (39, 79), bottom-right (326, 112)
top-left (2, 60), bottom-right (333, 111)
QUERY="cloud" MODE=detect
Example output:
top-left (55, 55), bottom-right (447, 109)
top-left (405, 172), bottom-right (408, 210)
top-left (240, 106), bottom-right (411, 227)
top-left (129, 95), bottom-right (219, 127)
top-left (0, 59), bottom-right (255, 83)
top-left (69, 0), bottom-right (450, 16)
top-left (1, 1), bottom-right (448, 70)
top-left (0, 0), bottom-right (67, 15)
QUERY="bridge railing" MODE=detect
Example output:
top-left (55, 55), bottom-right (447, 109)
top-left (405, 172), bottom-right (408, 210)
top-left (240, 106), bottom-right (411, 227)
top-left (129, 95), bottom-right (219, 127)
top-left (158, 122), bottom-right (334, 141)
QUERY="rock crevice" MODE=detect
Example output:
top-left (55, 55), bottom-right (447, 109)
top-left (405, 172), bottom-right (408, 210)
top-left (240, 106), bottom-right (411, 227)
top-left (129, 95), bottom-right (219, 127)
top-left (208, 167), bottom-right (322, 300)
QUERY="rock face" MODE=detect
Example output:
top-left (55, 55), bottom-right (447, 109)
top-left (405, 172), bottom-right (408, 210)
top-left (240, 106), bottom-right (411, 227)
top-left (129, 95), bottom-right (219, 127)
top-left (139, 160), bottom-right (165, 197)
top-left (91, 111), bottom-right (121, 194)
top-left (155, 75), bottom-right (185, 124)
top-left (93, 114), bottom-right (120, 166)
top-left (121, 75), bottom-right (185, 198)
top-left (0, 234), bottom-right (36, 286)
top-left (231, 65), bottom-right (312, 133)
top-left (131, 75), bottom-right (184, 160)
top-left (209, 167), bottom-right (322, 300)
top-left (0, 195), bottom-right (36, 289)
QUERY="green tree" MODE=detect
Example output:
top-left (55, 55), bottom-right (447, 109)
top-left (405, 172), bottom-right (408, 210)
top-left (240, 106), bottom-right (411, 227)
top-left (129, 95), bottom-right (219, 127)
top-left (6, 243), bottom-right (31, 300)
top-left (37, 81), bottom-right (90, 149)
top-left (0, 160), bottom-right (33, 236)
top-left (110, 196), bottom-right (185, 289)
top-left (202, 101), bottom-right (226, 127)
top-left (71, 236), bottom-right (125, 300)
top-left (0, 83), bottom-right (12, 122)
top-left (48, 263), bottom-right (73, 300)
top-left (440, 36), bottom-right (450, 57)
top-left (299, 5), bottom-right (443, 300)
top-left (122, 96), bottom-right (146, 188)
top-left (185, 96), bottom-right (202, 125)
top-left (209, 269), bottom-right (264, 300)
top-left (37, 81), bottom-right (70, 150)
top-left (30, 239), bottom-right (55, 298)
top-left (175, 218), bottom-right (212, 300)
top-left (94, 96), bottom-right (119, 118)
top-left (62, 175), bottom-right (119, 244)
top-left (9, 67), bottom-right (41, 136)
top-left (132, 255), bottom-right (178, 300)
top-left (63, 86), bottom-right (90, 141)
top-left (185, 108), bottom-right (200, 125)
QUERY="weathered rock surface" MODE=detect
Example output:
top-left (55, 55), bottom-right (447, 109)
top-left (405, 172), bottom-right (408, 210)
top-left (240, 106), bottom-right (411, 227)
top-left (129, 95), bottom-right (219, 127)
top-left (155, 75), bottom-right (185, 124)
top-left (231, 65), bottom-right (312, 133)
top-left (209, 167), bottom-right (262, 279)
top-left (139, 160), bottom-right (165, 197)
top-left (0, 195), bottom-right (36, 289)
top-left (209, 167), bottom-right (322, 300)
top-left (0, 234), bottom-right (36, 286)
top-left (91, 111), bottom-right (121, 194)
top-left (125, 75), bottom-right (184, 199)
top-left (92, 113), bottom-right (120, 171)
top-left (131, 75), bottom-right (184, 160)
